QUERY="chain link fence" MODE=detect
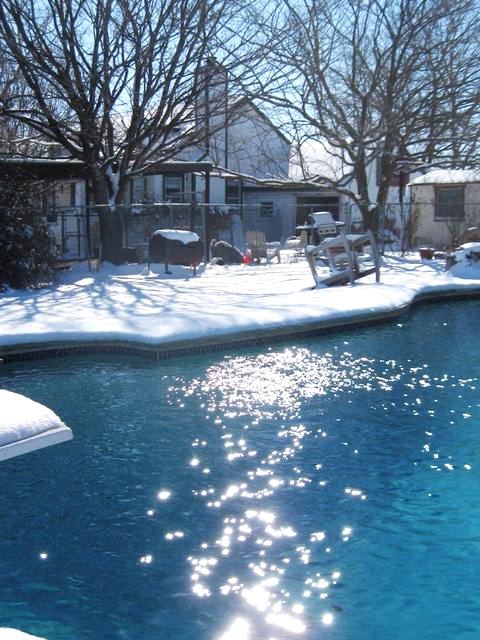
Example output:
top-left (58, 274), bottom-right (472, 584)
top-left (45, 202), bottom-right (289, 262)
top-left (343, 202), bottom-right (412, 253)
top-left (344, 201), bottom-right (480, 253)
top-left (45, 200), bottom-right (480, 262)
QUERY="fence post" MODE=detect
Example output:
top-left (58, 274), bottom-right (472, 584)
top-left (85, 205), bottom-right (92, 262)
top-left (343, 202), bottom-right (351, 233)
top-left (378, 204), bottom-right (385, 256)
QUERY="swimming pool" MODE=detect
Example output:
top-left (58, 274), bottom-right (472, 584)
top-left (0, 299), bottom-right (479, 640)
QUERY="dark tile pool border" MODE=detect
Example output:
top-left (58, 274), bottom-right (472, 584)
top-left (1, 287), bottom-right (479, 364)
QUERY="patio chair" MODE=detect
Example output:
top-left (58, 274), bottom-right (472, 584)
top-left (245, 230), bottom-right (281, 264)
top-left (305, 230), bottom-right (380, 287)
top-left (284, 231), bottom-right (308, 262)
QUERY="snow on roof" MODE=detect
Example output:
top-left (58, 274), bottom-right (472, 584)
top-left (409, 169), bottom-right (480, 185)
top-left (0, 157), bottom-right (82, 165)
top-left (152, 229), bottom-right (200, 244)
top-left (0, 390), bottom-right (72, 461)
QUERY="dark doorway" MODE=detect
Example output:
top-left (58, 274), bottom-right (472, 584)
top-left (296, 196), bottom-right (339, 226)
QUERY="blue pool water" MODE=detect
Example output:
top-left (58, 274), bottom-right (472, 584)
top-left (0, 300), bottom-right (479, 640)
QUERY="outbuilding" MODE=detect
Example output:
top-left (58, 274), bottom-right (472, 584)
top-left (409, 170), bottom-right (480, 248)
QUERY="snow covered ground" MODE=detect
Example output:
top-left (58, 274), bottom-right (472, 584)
top-left (0, 249), bottom-right (478, 640)
top-left (0, 250), bottom-right (479, 355)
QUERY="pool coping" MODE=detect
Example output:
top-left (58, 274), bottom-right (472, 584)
top-left (1, 286), bottom-right (479, 364)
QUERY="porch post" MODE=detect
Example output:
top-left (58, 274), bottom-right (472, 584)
top-left (204, 168), bottom-right (210, 262)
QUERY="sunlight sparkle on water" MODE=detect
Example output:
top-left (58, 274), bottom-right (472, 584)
top-left (265, 612), bottom-right (306, 634)
top-left (140, 554), bottom-right (153, 564)
top-left (218, 618), bottom-right (250, 640)
top-left (178, 346), bottom-right (429, 636)
top-left (190, 347), bottom-right (394, 422)
top-left (322, 613), bottom-right (334, 625)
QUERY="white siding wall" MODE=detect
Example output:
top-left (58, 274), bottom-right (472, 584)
top-left (411, 182), bottom-right (480, 248)
top-left (221, 105), bottom-right (289, 179)
top-left (343, 164), bottom-right (421, 207)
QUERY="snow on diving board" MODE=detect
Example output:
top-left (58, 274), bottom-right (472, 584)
top-left (0, 629), bottom-right (46, 639)
top-left (0, 390), bottom-right (72, 462)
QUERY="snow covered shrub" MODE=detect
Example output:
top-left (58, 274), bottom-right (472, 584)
top-left (0, 175), bottom-right (57, 290)
top-left (458, 243), bottom-right (480, 265)
top-left (448, 242), bottom-right (480, 277)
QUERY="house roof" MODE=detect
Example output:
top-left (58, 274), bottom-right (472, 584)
top-left (409, 169), bottom-right (480, 186)
top-left (141, 160), bottom-right (213, 175)
top-left (0, 158), bottom-right (213, 180)
top-left (0, 158), bottom-right (87, 179)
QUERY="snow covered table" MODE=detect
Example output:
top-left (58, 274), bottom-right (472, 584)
top-left (148, 229), bottom-right (204, 275)
top-left (0, 390), bottom-right (72, 461)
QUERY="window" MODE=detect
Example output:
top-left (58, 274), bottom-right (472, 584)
top-left (226, 179), bottom-right (240, 205)
top-left (260, 202), bottom-right (273, 218)
top-left (163, 174), bottom-right (184, 202)
top-left (435, 186), bottom-right (464, 220)
top-left (131, 177), bottom-right (148, 203)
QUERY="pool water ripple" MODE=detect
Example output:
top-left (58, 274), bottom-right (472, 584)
top-left (0, 300), bottom-right (479, 639)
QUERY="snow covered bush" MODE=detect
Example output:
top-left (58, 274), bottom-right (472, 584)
top-left (456, 243), bottom-right (480, 265)
top-left (448, 242), bottom-right (480, 278)
top-left (0, 175), bottom-right (57, 290)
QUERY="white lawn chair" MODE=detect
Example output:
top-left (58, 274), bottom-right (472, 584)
top-left (306, 230), bottom-right (381, 287)
top-left (245, 230), bottom-right (281, 264)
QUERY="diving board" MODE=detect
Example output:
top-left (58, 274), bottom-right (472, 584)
top-left (0, 629), bottom-right (47, 639)
top-left (0, 390), bottom-right (72, 462)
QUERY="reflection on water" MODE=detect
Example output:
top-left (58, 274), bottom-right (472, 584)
top-left (0, 301), bottom-right (479, 639)
top-left (181, 346), bottom-right (378, 638)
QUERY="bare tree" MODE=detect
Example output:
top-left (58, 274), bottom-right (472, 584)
top-left (0, 51), bottom-right (42, 156)
top-left (0, 0), bottom-right (246, 262)
top-left (244, 0), bottom-right (480, 229)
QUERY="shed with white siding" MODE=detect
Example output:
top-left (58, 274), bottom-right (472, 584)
top-left (409, 170), bottom-right (480, 248)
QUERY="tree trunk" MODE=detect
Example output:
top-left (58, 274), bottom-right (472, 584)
top-left (362, 204), bottom-right (379, 233)
top-left (353, 151), bottom-right (379, 232)
top-left (97, 211), bottom-right (124, 265)
top-left (89, 166), bottom-right (124, 265)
